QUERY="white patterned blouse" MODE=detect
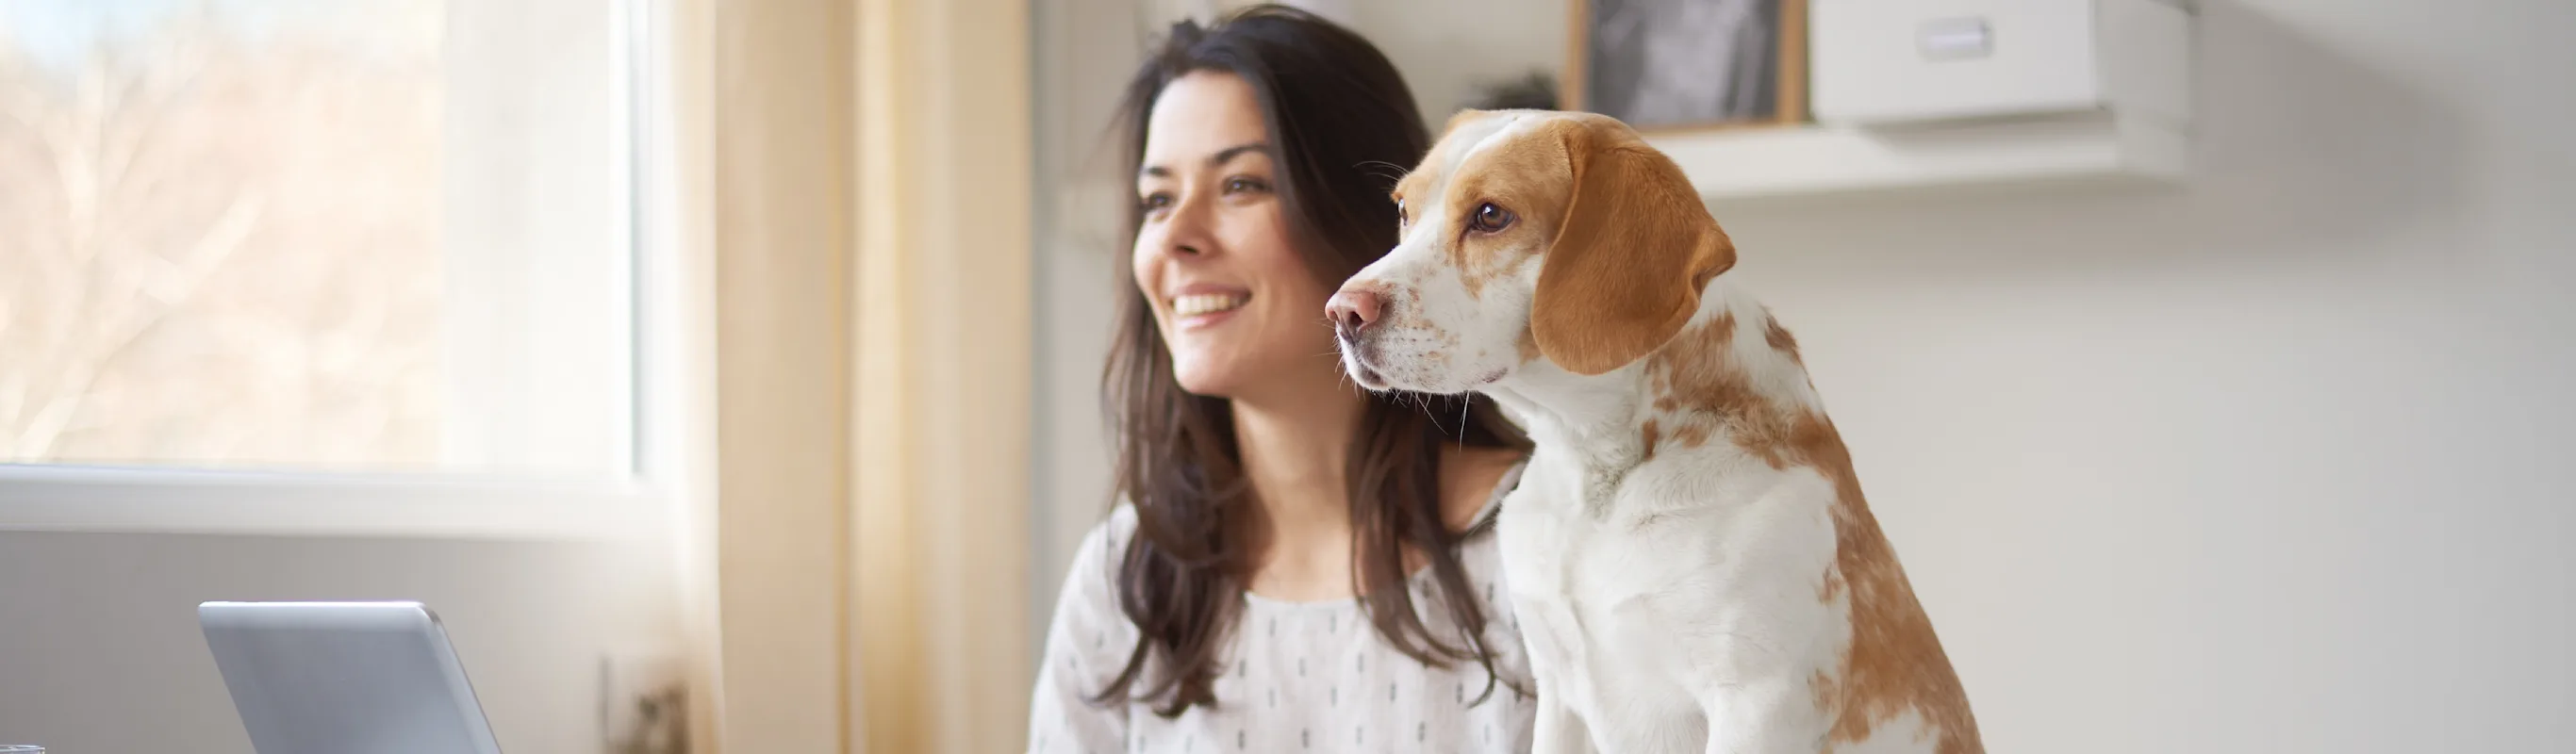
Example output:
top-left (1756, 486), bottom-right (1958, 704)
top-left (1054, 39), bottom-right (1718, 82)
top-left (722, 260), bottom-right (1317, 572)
top-left (1027, 464), bottom-right (1535, 754)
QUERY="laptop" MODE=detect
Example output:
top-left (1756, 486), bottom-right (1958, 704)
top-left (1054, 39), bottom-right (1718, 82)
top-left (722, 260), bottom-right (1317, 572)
top-left (198, 601), bottom-right (504, 754)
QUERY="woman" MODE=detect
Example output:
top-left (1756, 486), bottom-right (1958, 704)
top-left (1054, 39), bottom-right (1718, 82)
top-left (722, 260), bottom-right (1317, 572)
top-left (1028, 6), bottom-right (1537, 753)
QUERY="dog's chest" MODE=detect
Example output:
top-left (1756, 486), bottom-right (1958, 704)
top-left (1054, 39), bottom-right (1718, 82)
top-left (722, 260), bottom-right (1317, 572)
top-left (1494, 457), bottom-right (1733, 614)
top-left (1494, 447), bottom-right (1848, 668)
top-left (1499, 452), bottom-right (1742, 568)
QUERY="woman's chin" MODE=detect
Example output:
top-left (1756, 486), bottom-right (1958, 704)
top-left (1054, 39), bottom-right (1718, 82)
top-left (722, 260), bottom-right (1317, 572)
top-left (1172, 361), bottom-right (1293, 401)
top-left (1171, 349), bottom-right (1340, 402)
top-left (1170, 365), bottom-right (1243, 399)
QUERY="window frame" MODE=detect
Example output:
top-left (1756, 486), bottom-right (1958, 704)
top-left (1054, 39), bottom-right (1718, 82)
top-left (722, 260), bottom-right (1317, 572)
top-left (0, 0), bottom-right (689, 540)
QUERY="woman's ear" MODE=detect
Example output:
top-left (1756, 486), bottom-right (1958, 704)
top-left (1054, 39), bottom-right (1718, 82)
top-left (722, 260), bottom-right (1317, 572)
top-left (1529, 116), bottom-right (1735, 376)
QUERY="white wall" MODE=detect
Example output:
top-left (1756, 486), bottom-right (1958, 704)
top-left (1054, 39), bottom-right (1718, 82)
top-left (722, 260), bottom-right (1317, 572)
top-left (1349, 0), bottom-right (1564, 119)
top-left (0, 531), bottom-right (679, 753)
top-left (1030, 0), bottom-right (2576, 750)
top-left (1715, 1), bottom-right (2576, 748)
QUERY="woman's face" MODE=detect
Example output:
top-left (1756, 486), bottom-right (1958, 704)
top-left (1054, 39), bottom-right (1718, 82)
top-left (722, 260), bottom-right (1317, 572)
top-left (1132, 71), bottom-right (1340, 401)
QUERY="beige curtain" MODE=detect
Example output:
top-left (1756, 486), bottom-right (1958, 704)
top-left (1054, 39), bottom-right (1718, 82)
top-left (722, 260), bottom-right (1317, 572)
top-left (669, 0), bottom-right (1033, 751)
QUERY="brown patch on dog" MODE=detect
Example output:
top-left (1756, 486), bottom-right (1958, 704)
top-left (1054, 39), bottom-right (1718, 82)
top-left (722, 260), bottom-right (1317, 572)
top-left (1763, 315), bottom-right (1802, 366)
top-left (1640, 419), bottom-right (1661, 463)
top-left (1666, 420), bottom-right (1712, 451)
top-left (1646, 311), bottom-right (1732, 414)
top-left (1440, 107), bottom-right (1506, 140)
top-left (1524, 115), bottom-right (1735, 375)
top-left (1396, 109), bottom-right (1557, 303)
top-left (1797, 417), bottom-right (1983, 754)
top-left (1645, 306), bottom-right (1980, 753)
top-left (1442, 118), bottom-right (1577, 303)
top-left (1646, 311), bottom-right (1782, 454)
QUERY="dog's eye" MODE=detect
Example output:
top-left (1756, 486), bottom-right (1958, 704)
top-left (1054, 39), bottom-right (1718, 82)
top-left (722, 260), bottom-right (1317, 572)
top-left (1467, 203), bottom-right (1514, 234)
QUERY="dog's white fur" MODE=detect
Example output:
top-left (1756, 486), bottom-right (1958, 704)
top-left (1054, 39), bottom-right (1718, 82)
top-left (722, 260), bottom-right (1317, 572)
top-left (1330, 110), bottom-right (1979, 754)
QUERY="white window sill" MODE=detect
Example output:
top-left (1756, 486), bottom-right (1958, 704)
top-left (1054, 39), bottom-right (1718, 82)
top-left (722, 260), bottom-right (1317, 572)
top-left (0, 465), bottom-right (671, 540)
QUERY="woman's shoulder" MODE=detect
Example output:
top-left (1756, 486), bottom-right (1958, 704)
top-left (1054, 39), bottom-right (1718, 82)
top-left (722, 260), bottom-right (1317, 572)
top-left (1443, 446), bottom-right (1529, 533)
top-left (1059, 504), bottom-right (1138, 601)
top-left (1043, 505), bottom-right (1143, 670)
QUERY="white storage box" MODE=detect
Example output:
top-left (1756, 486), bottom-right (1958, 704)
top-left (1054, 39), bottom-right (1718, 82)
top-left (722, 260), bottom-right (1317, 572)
top-left (1810, 0), bottom-right (2190, 127)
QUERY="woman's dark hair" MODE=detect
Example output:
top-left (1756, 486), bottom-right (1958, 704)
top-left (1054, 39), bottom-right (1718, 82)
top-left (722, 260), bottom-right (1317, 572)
top-left (1096, 6), bottom-right (1531, 717)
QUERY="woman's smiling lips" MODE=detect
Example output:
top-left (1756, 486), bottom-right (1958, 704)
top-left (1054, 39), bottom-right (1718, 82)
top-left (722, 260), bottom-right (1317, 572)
top-left (1166, 283), bottom-right (1252, 330)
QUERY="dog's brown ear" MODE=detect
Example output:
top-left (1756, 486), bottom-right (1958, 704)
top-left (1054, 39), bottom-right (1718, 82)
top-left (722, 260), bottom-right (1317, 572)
top-left (1530, 116), bottom-right (1735, 375)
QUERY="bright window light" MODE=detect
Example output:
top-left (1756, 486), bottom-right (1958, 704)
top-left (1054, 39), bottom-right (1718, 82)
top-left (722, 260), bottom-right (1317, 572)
top-left (0, 0), bottom-right (640, 483)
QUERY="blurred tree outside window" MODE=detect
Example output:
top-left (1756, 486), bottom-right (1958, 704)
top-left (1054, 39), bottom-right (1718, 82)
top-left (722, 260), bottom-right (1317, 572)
top-left (1, 0), bottom-right (636, 479)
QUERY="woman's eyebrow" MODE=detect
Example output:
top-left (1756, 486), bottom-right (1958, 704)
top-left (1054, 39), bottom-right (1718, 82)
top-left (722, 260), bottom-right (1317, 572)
top-left (1207, 142), bottom-right (1271, 168)
top-left (1138, 141), bottom-right (1273, 179)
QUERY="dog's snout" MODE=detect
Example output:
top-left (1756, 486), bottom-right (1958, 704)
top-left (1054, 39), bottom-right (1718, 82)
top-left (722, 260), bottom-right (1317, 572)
top-left (1327, 288), bottom-right (1385, 340)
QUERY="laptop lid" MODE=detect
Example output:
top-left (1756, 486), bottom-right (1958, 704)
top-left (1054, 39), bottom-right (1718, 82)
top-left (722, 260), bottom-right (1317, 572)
top-left (198, 601), bottom-right (504, 754)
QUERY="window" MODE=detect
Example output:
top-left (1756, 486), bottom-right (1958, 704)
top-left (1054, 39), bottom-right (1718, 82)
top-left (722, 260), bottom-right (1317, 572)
top-left (2, 0), bottom-right (643, 480)
top-left (0, 0), bottom-right (669, 533)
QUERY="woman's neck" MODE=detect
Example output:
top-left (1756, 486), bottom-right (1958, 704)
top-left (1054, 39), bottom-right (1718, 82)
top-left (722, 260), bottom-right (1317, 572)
top-left (1230, 377), bottom-right (1366, 597)
top-left (1233, 388), bottom-right (1362, 538)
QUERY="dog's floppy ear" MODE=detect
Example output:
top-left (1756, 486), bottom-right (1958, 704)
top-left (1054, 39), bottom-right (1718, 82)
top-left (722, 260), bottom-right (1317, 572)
top-left (1530, 116), bottom-right (1736, 375)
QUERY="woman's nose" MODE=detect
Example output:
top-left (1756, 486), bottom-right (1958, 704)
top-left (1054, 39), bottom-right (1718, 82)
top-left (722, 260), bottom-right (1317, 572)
top-left (1159, 194), bottom-right (1214, 257)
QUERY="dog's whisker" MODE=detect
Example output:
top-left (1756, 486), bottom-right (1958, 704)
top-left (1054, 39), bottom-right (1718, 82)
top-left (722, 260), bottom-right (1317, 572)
top-left (1458, 393), bottom-right (1473, 448)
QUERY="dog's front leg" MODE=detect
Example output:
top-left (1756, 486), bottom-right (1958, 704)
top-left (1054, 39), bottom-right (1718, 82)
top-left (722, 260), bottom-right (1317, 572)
top-left (1530, 684), bottom-right (1596, 754)
top-left (1521, 602), bottom-right (1596, 754)
top-left (1698, 674), bottom-right (1829, 754)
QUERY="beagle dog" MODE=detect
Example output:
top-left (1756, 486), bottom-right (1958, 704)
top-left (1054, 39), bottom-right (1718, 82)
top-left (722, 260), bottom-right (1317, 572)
top-left (1327, 110), bottom-right (1981, 754)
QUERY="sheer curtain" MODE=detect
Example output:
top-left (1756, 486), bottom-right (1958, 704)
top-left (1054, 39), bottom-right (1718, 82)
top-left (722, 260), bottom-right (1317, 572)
top-left (664, 0), bottom-right (1033, 751)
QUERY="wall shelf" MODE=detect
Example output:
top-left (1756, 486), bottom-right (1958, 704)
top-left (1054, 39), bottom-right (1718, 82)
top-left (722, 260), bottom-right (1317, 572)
top-left (1654, 0), bottom-right (2195, 202)
top-left (1649, 110), bottom-right (2186, 202)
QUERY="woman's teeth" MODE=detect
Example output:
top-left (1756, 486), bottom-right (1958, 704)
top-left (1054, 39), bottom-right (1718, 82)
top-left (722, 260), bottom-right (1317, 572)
top-left (1173, 292), bottom-right (1249, 317)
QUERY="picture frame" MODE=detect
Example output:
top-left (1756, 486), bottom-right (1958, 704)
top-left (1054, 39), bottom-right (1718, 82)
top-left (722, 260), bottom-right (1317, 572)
top-left (1563, 0), bottom-right (1809, 133)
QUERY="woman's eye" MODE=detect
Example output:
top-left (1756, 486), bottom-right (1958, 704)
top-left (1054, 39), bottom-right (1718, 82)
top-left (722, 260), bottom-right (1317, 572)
top-left (1224, 176), bottom-right (1270, 194)
top-left (1467, 203), bottom-right (1515, 234)
top-left (1138, 192), bottom-right (1173, 212)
